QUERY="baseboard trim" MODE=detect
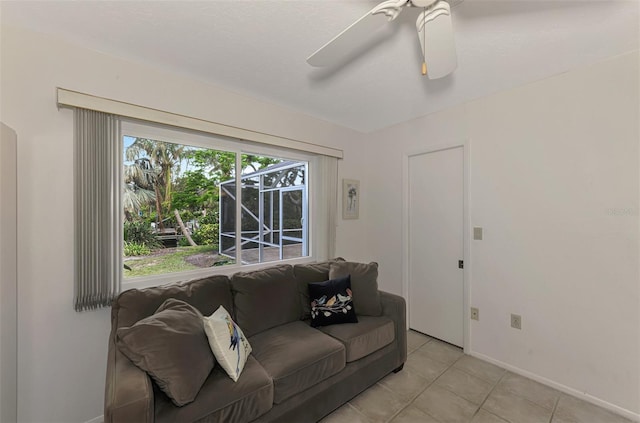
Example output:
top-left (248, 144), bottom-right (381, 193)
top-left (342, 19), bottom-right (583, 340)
top-left (85, 415), bottom-right (103, 423)
top-left (468, 351), bottom-right (640, 423)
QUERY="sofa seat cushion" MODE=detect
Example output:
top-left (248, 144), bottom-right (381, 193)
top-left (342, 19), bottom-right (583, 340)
top-left (250, 321), bottom-right (346, 404)
top-left (319, 316), bottom-right (395, 362)
top-left (155, 356), bottom-right (273, 423)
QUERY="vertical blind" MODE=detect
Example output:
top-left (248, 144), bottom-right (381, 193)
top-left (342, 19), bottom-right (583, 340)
top-left (321, 155), bottom-right (339, 259)
top-left (74, 109), bottom-right (122, 311)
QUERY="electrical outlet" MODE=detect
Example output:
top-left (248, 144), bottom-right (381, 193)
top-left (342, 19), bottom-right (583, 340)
top-left (511, 314), bottom-right (522, 330)
top-left (473, 227), bottom-right (483, 240)
top-left (470, 307), bottom-right (479, 321)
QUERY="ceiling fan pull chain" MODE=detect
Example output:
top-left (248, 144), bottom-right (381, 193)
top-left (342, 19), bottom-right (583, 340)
top-left (422, 7), bottom-right (428, 75)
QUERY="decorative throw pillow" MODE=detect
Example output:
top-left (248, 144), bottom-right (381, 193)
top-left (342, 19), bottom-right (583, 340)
top-left (202, 306), bottom-right (252, 382)
top-left (116, 298), bottom-right (214, 407)
top-left (329, 261), bottom-right (382, 316)
top-left (308, 275), bottom-right (358, 327)
top-left (293, 258), bottom-right (346, 320)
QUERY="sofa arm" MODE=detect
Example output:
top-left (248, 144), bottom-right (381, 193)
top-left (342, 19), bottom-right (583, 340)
top-left (379, 291), bottom-right (407, 368)
top-left (104, 332), bottom-right (154, 423)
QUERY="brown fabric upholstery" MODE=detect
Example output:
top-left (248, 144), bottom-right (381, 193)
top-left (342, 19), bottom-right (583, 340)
top-left (155, 356), bottom-right (273, 423)
top-left (113, 275), bottom-right (233, 329)
top-left (293, 258), bottom-right (345, 319)
top-left (253, 291), bottom-right (407, 423)
top-left (252, 343), bottom-right (398, 423)
top-left (116, 299), bottom-right (214, 406)
top-left (380, 291), bottom-right (408, 369)
top-left (250, 321), bottom-right (345, 404)
top-left (105, 263), bottom-right (407, 423)
top-left (105, 330), bottom-right (154, 423)
top-left (231, 265), bottom-right (300, 337)
top-left (319, 316), bottom-right (395, 362)
top-left (329, 261), bottom-right (382, 316)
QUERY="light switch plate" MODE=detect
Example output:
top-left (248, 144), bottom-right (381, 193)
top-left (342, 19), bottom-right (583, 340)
top-left (511, 314), bottom-right (522, 330)
top-left (470, 307), bottom-right (479, 321)
top-left (473, 227), bottom-right (483, 240)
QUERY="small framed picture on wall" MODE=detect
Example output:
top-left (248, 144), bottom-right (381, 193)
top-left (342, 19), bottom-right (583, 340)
top-left (342, 179), bottom-right (360, 220)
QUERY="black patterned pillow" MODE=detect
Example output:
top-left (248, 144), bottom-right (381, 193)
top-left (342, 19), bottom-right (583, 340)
top-left (308, 275), bottom-right (358, 327)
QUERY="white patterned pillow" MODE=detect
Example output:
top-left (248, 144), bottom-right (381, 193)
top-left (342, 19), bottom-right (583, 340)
top-left (202, 306), bottom-right (252, 382)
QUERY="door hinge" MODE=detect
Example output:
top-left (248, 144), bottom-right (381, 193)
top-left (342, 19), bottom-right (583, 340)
top-left (458, 260), bottom-right (464, 269)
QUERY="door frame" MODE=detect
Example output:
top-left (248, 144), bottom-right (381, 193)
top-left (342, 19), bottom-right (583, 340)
top-left (402, 140), bottom-right (471, 352)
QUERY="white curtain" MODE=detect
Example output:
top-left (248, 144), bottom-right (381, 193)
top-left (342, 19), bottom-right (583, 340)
top-left (74, 109), bottom-right (121, 311)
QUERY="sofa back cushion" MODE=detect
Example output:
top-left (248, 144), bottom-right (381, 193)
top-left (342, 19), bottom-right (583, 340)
top-left (293, 258), bottom-right (345, 320)
top-left (329, 261), bottom-right (382, 316)
top-left (112, 275), bottom-right (233, 329)
top-left (231, 264), bottom-right (300, 337)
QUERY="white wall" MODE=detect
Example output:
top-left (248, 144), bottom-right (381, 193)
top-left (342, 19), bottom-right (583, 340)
top-left (366, 51), bottom-right (640, 417)
top-left (0, 25), bottom-right (369, 423)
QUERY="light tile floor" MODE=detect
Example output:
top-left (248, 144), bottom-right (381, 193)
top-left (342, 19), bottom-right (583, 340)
top-left (321, 330), bottom-right (633, 423)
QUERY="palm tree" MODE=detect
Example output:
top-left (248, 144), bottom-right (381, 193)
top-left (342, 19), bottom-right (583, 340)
top-left (125, 139), bottom-right (186, 230)
top-left (123, 181), bottom-right (156, 221)
top-left (123, 158), bottom-right (158, 222)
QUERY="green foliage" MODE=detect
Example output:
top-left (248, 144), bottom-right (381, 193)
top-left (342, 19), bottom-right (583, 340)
top-left (199, 211), bottom-right (218, 225)
top-left (125, 137), bottom-right (282, 247)
top-left (172, 170), bottom-right (216, 214)
top-left (124, 241), bottom-right (151, 257)
top-left (123, 221), bottom-right (160, 248)
top-left (191, 223), bottom-right (219, 246)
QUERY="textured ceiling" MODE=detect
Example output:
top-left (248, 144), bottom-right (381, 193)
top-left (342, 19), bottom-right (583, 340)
top-left (2, 0), bottom-right (638, 132)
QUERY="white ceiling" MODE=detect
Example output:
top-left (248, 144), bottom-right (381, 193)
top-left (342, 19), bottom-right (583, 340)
top-left (2, 0), bottom-right (638, 133)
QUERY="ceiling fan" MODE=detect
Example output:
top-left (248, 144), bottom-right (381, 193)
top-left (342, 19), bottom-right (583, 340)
top-left (307, 0), bottom-right (462, 79)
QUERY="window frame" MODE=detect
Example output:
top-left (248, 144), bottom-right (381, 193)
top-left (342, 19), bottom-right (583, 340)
top-left (121, 119), bottom-right (323, 290)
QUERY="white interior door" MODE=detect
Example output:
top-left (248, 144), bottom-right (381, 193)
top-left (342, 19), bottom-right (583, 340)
top-left (409, 147), bottom-right (464, 347)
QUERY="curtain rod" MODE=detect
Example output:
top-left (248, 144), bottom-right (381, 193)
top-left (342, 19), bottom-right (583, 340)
top-left (56, 88), bottom-right (344, 159)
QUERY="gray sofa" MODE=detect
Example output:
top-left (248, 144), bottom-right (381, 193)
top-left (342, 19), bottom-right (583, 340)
top-left (104, 260), bottom-right (407, 423)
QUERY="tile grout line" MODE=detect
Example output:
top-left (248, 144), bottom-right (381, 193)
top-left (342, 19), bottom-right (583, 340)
top-left (403, 341), bottom-right (505, 423)
top-left (386, 339), bottom-right (438, 423)
top-left (496, 372), bottom-right (561, 416)
top-left (427, 354), bottom-right (478, 422)
top-left (385, 346), bottom-right (455, 423)
top-left (548, 395), bottom-right (561, 423)
top-left (476, 371), bottom-right (561, 423)
top-left (345, 402), bottom-right (370, 422)
top-left (469, 369), bottom-right (508, 421)
top-left (375, 338), bottom-right (435, 423)
top-left (390, 353), bottom-right (475, 423)
top-left (451, 360), bottom-right (507, 384)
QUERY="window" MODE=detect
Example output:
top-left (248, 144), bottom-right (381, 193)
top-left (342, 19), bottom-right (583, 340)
top-left (121, 121), bottom-right (317, 286)
top-left (65, 90), bottom-right (340, 311)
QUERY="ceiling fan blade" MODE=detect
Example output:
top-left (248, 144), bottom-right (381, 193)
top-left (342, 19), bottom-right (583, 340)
top-left (417, 1), bottom-right (457, 79)
top-left (307, 1), bottom-right (408, 67)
